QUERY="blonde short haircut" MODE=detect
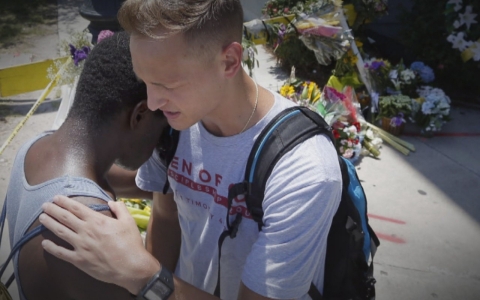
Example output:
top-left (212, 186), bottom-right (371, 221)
top-left (118, 0), bottom-right (244, 58)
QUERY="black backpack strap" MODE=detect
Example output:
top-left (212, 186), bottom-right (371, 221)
top-left (215, 107), bottom-right (333, 298)
top-left (244, 106), bottom-right (333, 227)
top-left (158, 126), bottom-right (180, 194)
top-left (214, 183), bottom-right (245, 297)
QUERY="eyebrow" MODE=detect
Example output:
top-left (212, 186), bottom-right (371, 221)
top-left (133, 69), bottom-right (177, 88)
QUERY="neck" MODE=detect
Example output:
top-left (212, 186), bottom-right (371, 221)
top-left (202, 70), bottom-right (269, 137)
top-left (54, 119), bottom-right (118, 185)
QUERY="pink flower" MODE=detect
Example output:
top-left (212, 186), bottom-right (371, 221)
top-left (97, 30), bottom-right (115, 44)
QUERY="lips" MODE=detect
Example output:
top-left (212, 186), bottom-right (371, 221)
top-left (163, 110), bottom-right (180, 119)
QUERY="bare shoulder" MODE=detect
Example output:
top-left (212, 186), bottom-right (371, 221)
top-left (18, 196), bottom-right (133, 300)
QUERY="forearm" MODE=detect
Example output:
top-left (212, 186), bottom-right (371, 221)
top-left (107, 164), bottom-right (153, 199)
top-left (146, 207), bottom-right (181, 271)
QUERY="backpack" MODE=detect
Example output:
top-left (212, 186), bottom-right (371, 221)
top-left (161, 106), bottom-right (380, 300)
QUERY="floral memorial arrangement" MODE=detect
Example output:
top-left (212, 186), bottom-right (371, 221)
top-left (411, 86), bottom-right (452, 134)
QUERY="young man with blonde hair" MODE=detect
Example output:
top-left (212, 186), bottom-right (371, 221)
top-left (39, 1), bottom-right (342, 299)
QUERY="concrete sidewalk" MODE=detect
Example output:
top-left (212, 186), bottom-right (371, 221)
top-left (254, 46), bottom-right (480, 299)
top-left (1, 1), bottom-right (480, 299)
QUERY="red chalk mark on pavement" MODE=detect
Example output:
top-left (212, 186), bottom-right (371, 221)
top-left (368, 214), bottom-right (406, 225)
top-left (375, 232), bottom-right (406, 244)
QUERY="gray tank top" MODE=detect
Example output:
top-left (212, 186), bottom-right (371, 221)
top-left (5, 132), bottom-right (113, 300)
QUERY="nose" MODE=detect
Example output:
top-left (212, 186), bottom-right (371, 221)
top-left (146, 86), bottom-right (168, 111)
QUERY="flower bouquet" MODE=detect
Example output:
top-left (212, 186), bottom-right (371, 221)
top-left (279, 76), bottom-right (322, 108)
top-left (118, 198), bottom-right (152, 243)
top-left (47, 30), bottom-right (94, 87)
top-left (377, 94), bottom-right (412, 135)
top-left (333, 122), bottom-right (363, 161)
top-left (387, 61), bottom-right (435, 97)
top-left (364, 57), bottom-right (391, 95)
top-left (411, 86), bottom-right (451, 135)
top-left (318, 86), bottom-right (382, 160)
top-left (293, 1), bottom-right (351, 65)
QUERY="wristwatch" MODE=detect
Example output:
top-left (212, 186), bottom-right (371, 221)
top-left (137, 266), bottom-right (174, 300)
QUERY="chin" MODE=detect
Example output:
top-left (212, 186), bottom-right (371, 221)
top-left (168, 119), bottom-right (197, 131)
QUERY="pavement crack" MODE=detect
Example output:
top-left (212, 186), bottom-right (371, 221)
top-left (375, 261), bottom-right (480, 282)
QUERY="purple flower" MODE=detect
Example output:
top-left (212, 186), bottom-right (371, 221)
top-left (390, 113), bottom-right (406, 127)
top-left (276, 24), bottom-right (287, 46)
top-left (370, 61), bottom-right (385, 70)
top-left (69, 44), bottom-right (90, 66)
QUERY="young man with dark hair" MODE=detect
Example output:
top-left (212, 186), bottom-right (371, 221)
top-left (5, 32), bottom-right (168, 300)
top-left (39, 1), bottom-right (342, 299)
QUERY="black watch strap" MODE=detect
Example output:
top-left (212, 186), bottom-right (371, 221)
top-left (137, 267), bottom-right (174, 300)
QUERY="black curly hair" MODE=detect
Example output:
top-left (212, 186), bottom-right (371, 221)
top-left (67, 31), bottom-right (148, 128)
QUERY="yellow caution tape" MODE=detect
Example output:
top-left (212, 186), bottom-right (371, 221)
top-left (0, 57), bottom-right (72, 156)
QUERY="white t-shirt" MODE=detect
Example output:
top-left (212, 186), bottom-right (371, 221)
top-left (136, 92), bottom-right (342, 299)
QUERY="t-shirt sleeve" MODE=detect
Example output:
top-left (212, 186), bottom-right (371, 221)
top-left (136, 150), bottom-right (171, 193)
top-left (241, 135), bottom-right (342, 299)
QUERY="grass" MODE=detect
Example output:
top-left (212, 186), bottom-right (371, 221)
top-left (0, 0), bottom-right (57, 46)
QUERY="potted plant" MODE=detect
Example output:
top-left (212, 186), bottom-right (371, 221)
top-left (378, 94), bottom-right (412, 136)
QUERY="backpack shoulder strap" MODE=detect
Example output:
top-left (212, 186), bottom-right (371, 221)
top-left (216, 107), bottom-right (333, 298)
top-left (243, 106), bottom-right (333, 227)
top-left (158, 127), bottom-right (180, 194)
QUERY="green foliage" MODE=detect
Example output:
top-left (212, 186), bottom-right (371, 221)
top-left (400, 0), bottom-right (480, 96)
top-left (269, 35), bottom-right (335, 86)
top-left (0, 0), bottom-right (56, 44)
top-left (242, 35), bottom-right (259, 76)
top-left (262, 0), bottom-right (317, 18)
top-left (378, 95), bottom-right (412, 118)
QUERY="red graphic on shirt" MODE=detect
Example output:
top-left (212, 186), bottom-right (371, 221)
top-left (168, 159), bottom-right (252, 219)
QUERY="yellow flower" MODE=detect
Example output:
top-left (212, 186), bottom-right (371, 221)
top-left (307, 82), bottom-right (321, 103)
top-left (351, 55), bottom-right (358, 64)
top-left (280, 84), bottom-right (295, 97)
top-left (416, 97), bottom-right (425, 104)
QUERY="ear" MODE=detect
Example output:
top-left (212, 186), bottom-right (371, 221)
top-left (129, 100), bottom-right (150, 130)
top-left (221, 42), bottom-right (243, 79)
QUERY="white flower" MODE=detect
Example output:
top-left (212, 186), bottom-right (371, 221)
top-left (447, 32), bottom-right (473, 51)
top-left (389, 70), bottom-right (401, 89)
top-left (242, 48), bottom-right (249, 61)
top-left (400, 69), bottom-right (416, 84)
top-left (366, 129), bottom-right (374, 140)
top-left (371, 137), bottom-right (383, 147)
top-left (470, 41), bottom-right (480, 61)
top-left (339, 146), bottom-right (345, 153)
top-left (422, 101), bottom-right (435, 115)
top-left (459, 5), bottom-right (478, 30)
top-left (447, 0), bottom-right (463, 12)
top-left (389, 69), bottom-right (398, 80)
top-left (348, 141), bottom-right (353, 147)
